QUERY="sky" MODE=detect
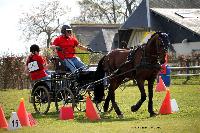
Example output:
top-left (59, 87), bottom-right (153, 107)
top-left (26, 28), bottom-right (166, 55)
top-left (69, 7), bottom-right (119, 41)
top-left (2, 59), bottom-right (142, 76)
top-left (0, 0), bottom-right (80, 56)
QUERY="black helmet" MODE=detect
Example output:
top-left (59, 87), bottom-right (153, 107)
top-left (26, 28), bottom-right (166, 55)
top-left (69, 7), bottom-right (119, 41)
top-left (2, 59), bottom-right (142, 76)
top-left (30, 44), bottom-right (40, 53)
top-left (61, 25), bottom-right (72, 34)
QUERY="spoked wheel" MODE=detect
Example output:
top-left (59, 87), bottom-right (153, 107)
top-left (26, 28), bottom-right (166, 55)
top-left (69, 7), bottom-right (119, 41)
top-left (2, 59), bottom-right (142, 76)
top-left (55, 87), bottom-right (75, 112)
top-left (75, 87), bottom-right (91, 112)
top-left (32, 86), bottom-right (51, 114)
top-left (75, 99), bottom-right (86, 112)
top-left (86, 84), bottom-right (113, 113)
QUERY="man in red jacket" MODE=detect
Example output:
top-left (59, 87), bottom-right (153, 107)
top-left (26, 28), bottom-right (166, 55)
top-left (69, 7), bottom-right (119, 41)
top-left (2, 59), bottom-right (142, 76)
top-left (26, 44), bottom-right (49, 81)
top-left (51, 25), bottom-right (93, 73)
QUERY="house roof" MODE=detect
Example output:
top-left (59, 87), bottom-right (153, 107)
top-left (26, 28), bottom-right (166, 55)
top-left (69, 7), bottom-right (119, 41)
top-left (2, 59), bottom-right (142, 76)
top-left (151, 8), bottom-right (200, 36)
top-left (71, 23), bottom-right (121, 28)
top-left (70, 24), bottom-right (120, 52)
top-left (149, 0), bottom-right (200, 8)
top-left (120, 0), bottom-right (150, 30)
top-left (120, 0), bottom-right (200, 36)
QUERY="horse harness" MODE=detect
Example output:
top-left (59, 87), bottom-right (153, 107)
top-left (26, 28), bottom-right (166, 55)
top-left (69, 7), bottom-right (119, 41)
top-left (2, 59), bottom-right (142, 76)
top-left (91, 32), bottom-right (169, 86)
top-left (113, 43), bottom-right (162, 78)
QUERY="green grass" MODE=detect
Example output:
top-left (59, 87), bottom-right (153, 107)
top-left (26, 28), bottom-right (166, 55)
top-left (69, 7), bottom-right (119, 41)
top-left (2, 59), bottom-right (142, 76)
top-left (0, 83), bottom-right (200, 133)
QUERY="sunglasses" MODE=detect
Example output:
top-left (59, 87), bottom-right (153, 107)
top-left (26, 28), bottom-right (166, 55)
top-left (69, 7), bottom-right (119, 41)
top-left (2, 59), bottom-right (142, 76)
top-left (66, 30), bottom-right (72, 34)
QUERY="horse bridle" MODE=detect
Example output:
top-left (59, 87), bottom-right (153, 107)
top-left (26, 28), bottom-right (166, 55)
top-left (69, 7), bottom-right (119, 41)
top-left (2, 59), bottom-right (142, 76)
top-left (156, 33), bottom-right (170, 62)
top-left (142, 32), bottom-right (169, 64)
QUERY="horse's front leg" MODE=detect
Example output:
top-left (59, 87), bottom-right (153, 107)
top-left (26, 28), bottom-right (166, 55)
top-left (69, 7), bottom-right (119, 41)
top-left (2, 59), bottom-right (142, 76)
top-left (148, 79), bottom-right (157, 117)
top-left (109, 89), bottom-right (123, 118)
top-left (107, 81), bottom-right (123, 118)
top-left (131, 79), bottom-right (146, 112)
top-left (103, 93), bottom-right (110, 112)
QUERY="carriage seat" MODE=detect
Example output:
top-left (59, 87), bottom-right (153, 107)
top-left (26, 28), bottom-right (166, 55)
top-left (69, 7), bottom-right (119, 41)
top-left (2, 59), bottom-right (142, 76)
top-left (50, 56), bottom-right (71, 74)
top-left (78, 65), bottom-right (97, 81)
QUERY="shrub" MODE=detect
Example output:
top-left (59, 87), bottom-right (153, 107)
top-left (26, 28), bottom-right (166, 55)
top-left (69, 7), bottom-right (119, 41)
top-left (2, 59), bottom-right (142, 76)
top-left (0, 54), bottom-right (30, 89)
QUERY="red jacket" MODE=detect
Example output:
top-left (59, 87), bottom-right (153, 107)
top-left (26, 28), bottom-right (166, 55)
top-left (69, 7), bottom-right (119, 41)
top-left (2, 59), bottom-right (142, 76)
top-left (26, 54), bottom-right (48, 81)
top-left (52, 35), bottom-right (79, 60)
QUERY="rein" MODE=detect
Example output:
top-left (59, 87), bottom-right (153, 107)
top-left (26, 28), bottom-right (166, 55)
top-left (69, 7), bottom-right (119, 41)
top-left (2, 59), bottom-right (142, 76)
top-left (79, 65), bottom-right (136, 90)
top-left (81, 55), bottom-right (161, 90)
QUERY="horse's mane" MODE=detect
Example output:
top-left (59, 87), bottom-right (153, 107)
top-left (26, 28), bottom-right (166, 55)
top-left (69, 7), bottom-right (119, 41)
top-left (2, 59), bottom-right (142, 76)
top-left (146, 32), bottom-right (161, 46)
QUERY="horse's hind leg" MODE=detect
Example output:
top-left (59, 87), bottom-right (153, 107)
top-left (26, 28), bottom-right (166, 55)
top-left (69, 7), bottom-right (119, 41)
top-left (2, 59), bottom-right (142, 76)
top-left (148, 79), bottom-right (157, 117)
top-left (131, 79), bottom-right (146, 112)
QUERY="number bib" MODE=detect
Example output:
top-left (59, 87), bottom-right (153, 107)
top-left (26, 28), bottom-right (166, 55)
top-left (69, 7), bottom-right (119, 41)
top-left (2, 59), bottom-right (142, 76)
top-left (28, 61), bottom-right (40, 72)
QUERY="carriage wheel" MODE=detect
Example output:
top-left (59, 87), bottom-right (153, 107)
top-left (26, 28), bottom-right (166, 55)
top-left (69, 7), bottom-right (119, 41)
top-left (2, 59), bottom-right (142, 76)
top-left (75, 87), bottom-right (90, 112)
top-left (32, 86), bottom-right (51, 114)
top-left (55, 87), bottom-right (75, 112)
top-left (82, 85), bottom-right (113, 113)
top-left (75, 99), bottom-right (86, 112)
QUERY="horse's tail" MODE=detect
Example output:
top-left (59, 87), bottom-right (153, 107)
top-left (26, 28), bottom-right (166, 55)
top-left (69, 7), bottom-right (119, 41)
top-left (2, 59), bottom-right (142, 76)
top-left (94, 55), bottom-right (106, 103)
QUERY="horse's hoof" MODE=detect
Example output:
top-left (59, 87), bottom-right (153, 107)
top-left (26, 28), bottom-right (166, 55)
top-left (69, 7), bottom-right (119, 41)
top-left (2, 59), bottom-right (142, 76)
top-left (131, 105), bottom-right (138, 112)
top-left (150, 112), bottom-right (157, 117)
top-left (118, 114), bottom-right (124, 119)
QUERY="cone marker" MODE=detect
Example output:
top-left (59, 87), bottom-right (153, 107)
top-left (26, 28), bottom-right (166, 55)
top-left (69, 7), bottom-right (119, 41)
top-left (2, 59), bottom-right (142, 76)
top-left (155, 76), bottom-right (166, 92)
top-left (0, 106), bottom-right (8, 129)
top-left (59, 106), bottom-right (74, 120)
top-left (85, 96), bottom-right (100, 121)
top-left (159, 89), bottom-right (172, 115)
top-left (17, 98), bottom-right (30, 127)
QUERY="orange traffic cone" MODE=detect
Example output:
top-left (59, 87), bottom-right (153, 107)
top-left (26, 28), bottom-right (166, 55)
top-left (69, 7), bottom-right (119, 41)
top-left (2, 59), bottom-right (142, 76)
top-left (155, 76), bottom-right (166, 92)
top-left (85, 97), bottom-right (100, 121)
top-left (159, 89), bottom-right (172, 115)
top-left (17, 98), bottom-right (30, 127)
top-left (59, 106), bottom-right (74, 120)
top-left (0, 106), bottom-right (8, 129)
top-left (28, 113), bottom-right (37, 126)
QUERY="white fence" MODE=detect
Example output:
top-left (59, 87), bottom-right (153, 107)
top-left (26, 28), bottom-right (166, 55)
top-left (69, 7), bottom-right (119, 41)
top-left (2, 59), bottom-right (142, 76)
top-left (169, 66), bottom-right (200, 77)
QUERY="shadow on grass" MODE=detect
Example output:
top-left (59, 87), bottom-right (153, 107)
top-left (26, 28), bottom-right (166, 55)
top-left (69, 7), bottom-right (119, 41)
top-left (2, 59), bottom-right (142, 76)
top-left (74, 112), bottom-right (157, 123)
top-left (31, 111), bottom-right (59, 120)
top-left (31, 111), bottom-right (144, 123)
top-left (31, 108), bottom-right (156, 123)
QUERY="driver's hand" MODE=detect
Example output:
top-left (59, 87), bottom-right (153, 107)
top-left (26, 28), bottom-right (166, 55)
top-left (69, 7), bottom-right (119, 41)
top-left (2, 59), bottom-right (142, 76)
top-left (87, 47), bottom-right (94, 52)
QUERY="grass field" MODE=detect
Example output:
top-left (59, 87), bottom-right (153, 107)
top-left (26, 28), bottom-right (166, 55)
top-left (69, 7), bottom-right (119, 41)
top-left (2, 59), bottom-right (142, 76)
top-left (0, 81), bottom-right (200, 133)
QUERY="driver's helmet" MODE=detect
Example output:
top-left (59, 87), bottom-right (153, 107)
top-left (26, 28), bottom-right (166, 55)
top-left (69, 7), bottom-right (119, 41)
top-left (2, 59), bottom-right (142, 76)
top-left (30, 44), bottom-right (40, 53)
top-left (61, 25), bottom-right (72, 34)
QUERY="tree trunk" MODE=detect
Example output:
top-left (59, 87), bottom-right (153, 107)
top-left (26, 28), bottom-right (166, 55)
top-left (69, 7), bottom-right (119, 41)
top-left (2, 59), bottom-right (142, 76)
top-left (47, 33), bottom-right (51, 48)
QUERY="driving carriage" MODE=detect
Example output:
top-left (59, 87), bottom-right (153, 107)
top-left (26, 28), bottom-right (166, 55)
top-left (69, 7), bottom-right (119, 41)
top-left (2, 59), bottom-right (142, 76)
top-left (30, 55), bottom-right (112, 114)
top-left (30, 31), bottom-right (171, 118)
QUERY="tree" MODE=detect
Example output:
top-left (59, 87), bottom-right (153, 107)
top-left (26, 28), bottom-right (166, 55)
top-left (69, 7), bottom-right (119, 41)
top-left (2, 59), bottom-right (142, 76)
top-left (124, 0), bottom-right (140, 18)
top-left (75, 0), bottom-right (140, 24)
top-left (18, 0), bottom-right (70, 48)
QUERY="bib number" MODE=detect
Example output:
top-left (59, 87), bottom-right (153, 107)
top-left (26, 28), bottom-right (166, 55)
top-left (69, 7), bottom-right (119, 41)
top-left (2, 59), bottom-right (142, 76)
top-left (28, 61), bottom-right (39, 72)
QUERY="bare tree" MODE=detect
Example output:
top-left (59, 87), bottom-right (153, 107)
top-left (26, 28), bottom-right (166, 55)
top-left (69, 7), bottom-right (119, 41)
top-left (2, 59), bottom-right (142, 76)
top-left (124, 0), bottom-right (140, 18)
top-left (75, 0), bottom-right (140, 24)
top-left (18, 0), bottom-right (70, 48)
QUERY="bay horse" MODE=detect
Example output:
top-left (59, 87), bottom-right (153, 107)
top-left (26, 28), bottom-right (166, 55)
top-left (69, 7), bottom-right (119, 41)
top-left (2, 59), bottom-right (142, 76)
top-left (94, 32), bottom-right (170, 118)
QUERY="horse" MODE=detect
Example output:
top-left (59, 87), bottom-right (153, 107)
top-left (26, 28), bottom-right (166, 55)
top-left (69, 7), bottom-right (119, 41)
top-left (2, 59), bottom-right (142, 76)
top-left (94, 31), bottom-right (170, 118)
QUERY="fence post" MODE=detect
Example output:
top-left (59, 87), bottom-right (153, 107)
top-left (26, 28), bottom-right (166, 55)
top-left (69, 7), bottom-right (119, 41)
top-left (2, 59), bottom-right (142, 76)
top-left (185, 58), bottom-right (190, 83)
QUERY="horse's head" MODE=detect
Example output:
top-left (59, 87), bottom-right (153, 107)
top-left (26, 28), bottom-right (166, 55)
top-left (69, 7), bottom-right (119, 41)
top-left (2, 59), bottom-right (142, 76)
top-left (147, 32), bottom-right (170, 64)
top-left (157, 32), bottom-right (170, 64)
